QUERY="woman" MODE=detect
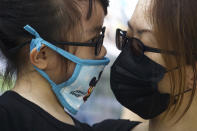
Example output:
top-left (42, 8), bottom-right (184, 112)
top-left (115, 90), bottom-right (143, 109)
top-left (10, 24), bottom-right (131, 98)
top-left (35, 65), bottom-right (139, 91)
top-left (111, 0), bottom-right (197, 130)
top-left (0, 0), bottom-right (139, 130)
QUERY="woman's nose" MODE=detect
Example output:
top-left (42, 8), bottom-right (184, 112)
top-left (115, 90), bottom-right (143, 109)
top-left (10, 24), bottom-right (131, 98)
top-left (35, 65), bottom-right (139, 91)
top-left (96, 46), bottom-right (107, 59)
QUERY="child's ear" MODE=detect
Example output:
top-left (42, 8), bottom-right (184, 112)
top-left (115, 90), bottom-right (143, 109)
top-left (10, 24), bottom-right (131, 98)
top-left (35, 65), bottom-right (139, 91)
top-left (29, 45), bottom-right (48, 69)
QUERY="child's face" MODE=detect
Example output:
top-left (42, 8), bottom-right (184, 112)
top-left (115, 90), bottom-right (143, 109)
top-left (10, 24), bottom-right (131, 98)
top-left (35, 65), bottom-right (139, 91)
top-left (46, 0), bottom-right (107, 84)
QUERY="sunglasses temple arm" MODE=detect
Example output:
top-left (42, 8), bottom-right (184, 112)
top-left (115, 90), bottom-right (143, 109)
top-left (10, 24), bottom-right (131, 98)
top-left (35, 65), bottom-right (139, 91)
top-left (52, 41), bottom-right (96, 47)
top-left (145, 46), bottom-right (176, 55)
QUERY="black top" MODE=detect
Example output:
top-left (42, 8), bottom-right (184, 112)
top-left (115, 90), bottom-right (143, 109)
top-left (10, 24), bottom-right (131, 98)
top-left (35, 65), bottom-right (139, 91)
top-left (0, 91), bottom-right (140, 131)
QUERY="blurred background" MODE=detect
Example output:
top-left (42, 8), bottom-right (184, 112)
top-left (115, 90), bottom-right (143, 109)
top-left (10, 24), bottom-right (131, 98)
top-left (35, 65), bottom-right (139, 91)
top-left (0, 0), bottom-right (147, 125)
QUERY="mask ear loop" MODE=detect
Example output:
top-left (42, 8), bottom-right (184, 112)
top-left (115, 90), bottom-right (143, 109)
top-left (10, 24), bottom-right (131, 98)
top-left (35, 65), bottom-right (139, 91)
top-left (166, 66), bottom-right (179, 72)
top-left (165, 66), bottom-right (193, 104)
top-left (173, 88), bottom-right (193, 104)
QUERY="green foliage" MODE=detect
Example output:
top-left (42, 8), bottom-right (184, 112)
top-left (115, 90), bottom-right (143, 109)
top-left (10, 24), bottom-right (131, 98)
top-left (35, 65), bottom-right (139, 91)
top-left (0, 76), bottom-right (13, 92)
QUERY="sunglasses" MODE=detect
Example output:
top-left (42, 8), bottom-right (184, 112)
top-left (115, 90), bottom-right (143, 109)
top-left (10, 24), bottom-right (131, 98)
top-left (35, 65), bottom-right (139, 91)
top-left (116, 28), bottom-right (176, 57)
top-left (9, 27), bottom-right (106, 56)
top-left (52, 27), bottom-right (106, 56)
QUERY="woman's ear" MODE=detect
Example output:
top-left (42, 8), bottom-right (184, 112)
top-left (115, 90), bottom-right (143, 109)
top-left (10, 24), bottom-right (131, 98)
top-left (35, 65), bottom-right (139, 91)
top-left (30, 45), bottom-right (48, 69)
top-left (186, 65), bottom-right (196, 89)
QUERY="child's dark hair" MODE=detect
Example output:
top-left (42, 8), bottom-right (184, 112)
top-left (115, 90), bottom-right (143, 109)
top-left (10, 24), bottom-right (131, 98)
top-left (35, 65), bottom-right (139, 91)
top-left (0, 0), bottom-right (109, 89)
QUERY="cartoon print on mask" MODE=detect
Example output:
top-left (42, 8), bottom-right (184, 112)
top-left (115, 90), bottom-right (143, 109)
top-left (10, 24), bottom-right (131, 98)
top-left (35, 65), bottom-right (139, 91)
top-left (83, 71), bottom-right (103, 102)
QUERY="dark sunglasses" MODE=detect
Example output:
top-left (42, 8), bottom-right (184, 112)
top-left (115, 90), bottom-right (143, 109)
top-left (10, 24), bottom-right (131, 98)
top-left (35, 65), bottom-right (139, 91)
top-left (116, 28), bottom-right (176, 57)
top-left (52, 27), bottom-right (106, 56)
top-left (9, 27), bottom-right (106, 56)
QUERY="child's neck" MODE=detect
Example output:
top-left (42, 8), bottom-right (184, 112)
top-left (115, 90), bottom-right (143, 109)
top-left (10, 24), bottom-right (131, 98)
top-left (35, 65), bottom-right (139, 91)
top-left (12, 71), bottom-right (75, 125)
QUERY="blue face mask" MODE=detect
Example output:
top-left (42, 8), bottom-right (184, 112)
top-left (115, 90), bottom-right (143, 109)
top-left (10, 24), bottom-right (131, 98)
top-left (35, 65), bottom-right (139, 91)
top-left (24, 25), bottom-right (110, 115)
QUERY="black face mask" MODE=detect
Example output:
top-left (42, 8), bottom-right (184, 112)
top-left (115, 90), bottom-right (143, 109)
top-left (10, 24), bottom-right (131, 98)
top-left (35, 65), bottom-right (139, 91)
top-left (110, 40), bottom-right (170, 119)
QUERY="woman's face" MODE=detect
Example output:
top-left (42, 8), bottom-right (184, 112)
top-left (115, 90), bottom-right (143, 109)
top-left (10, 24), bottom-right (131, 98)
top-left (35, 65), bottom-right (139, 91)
top-left (127, 0), bottom-right (171, 93)
top-left (48, 0), bottom-right (107, 84)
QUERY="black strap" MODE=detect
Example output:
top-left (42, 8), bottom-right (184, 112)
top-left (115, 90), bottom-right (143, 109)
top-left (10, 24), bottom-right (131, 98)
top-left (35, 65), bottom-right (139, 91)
top-left (8, 41), bottom-right (31, 54)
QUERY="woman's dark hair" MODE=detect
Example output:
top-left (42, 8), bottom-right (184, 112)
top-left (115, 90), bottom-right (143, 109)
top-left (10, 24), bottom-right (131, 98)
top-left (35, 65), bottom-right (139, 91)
top-left (0, 0), bottom-right (109, 90)
top-left (150, 0), bottom-right (197, 122)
